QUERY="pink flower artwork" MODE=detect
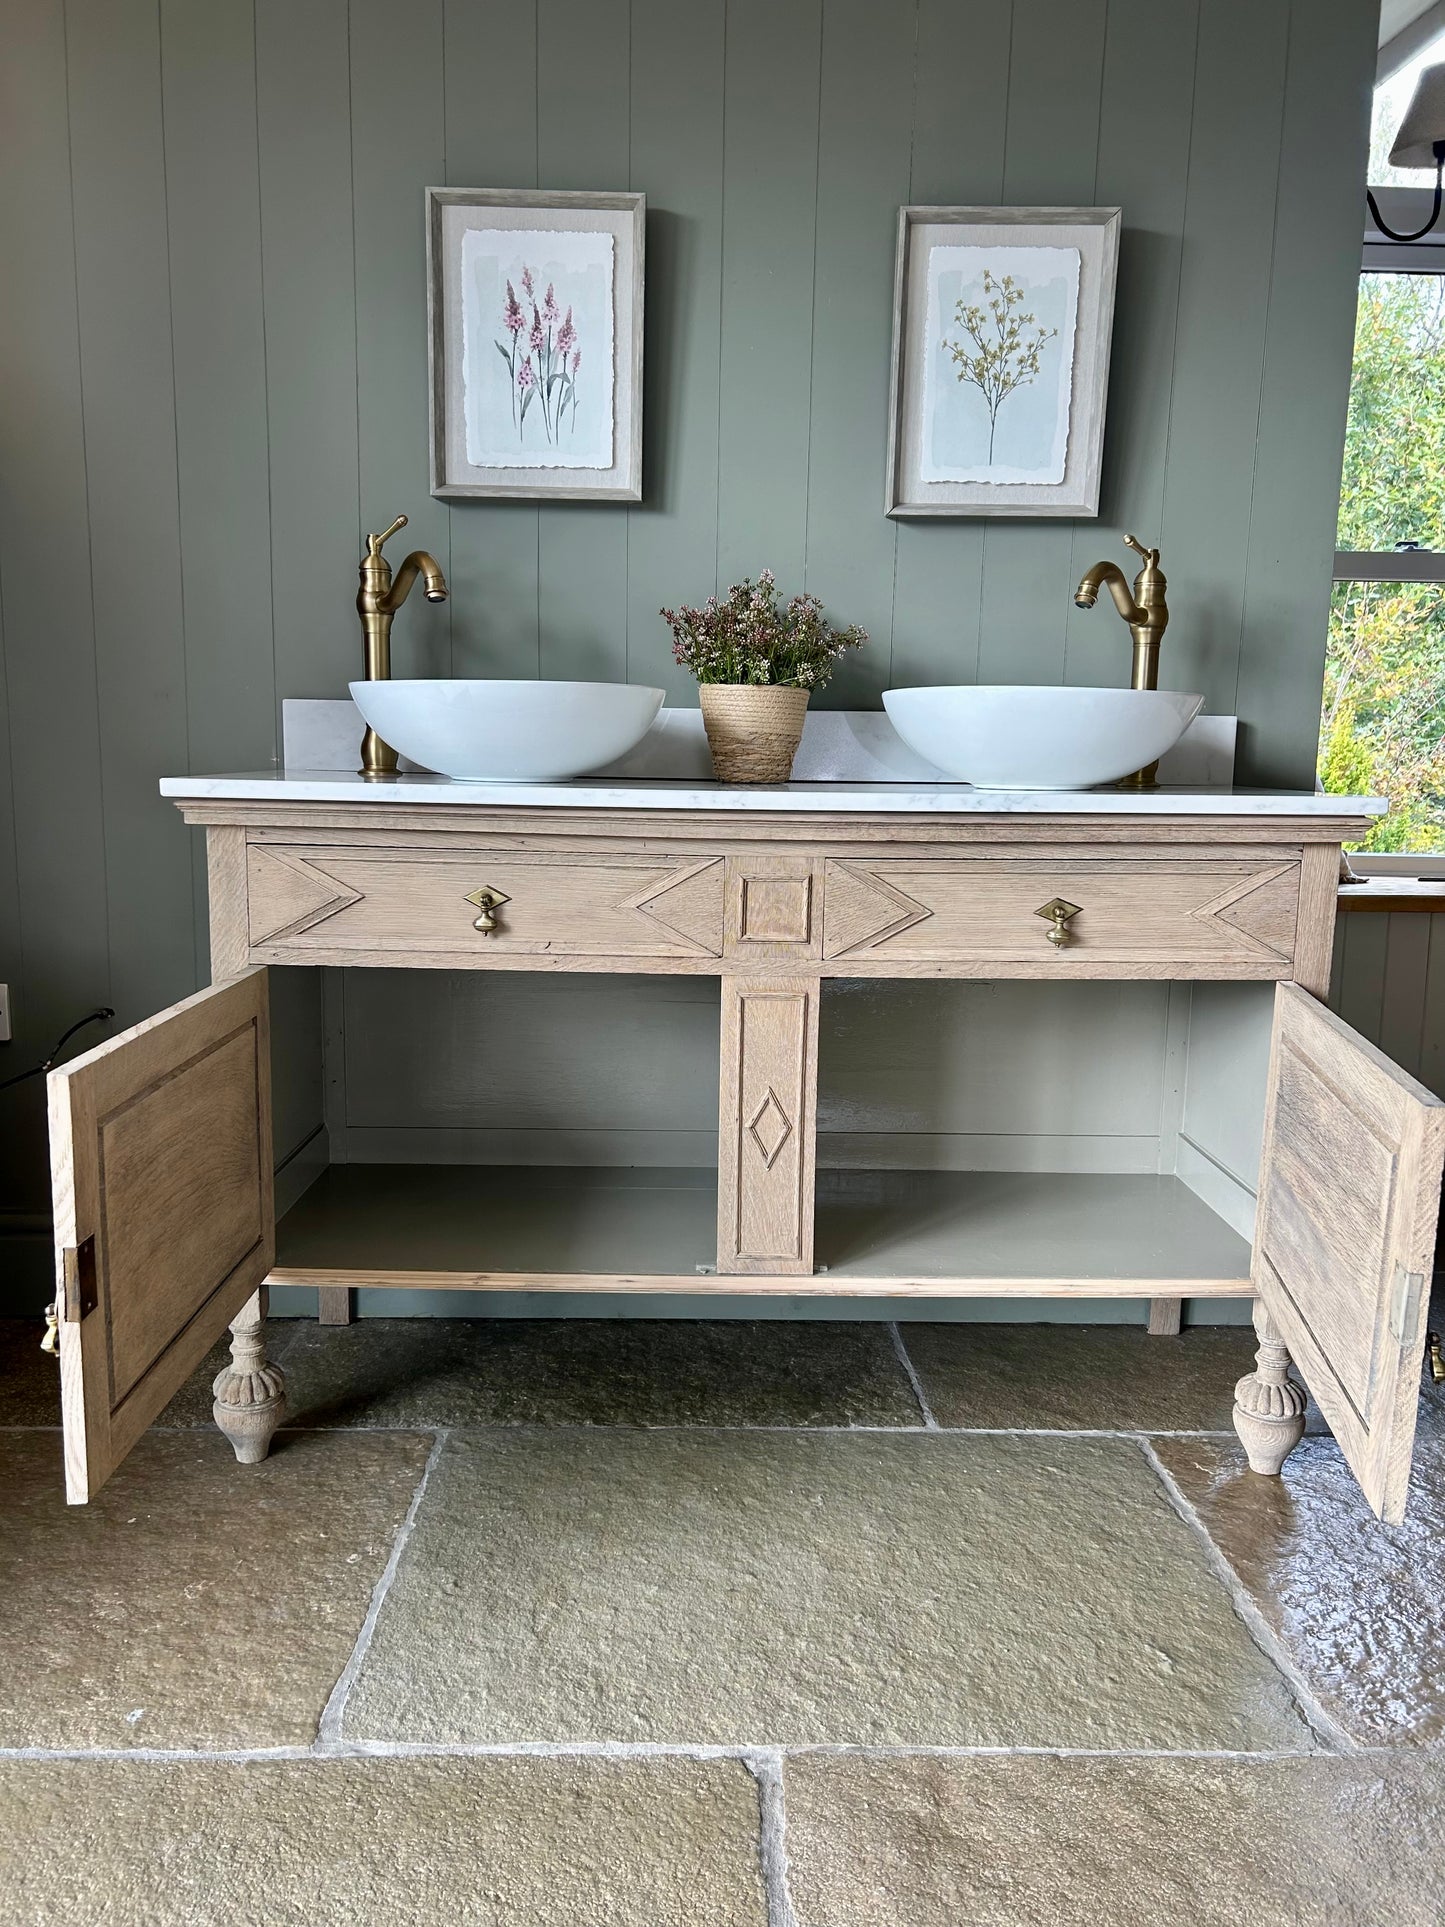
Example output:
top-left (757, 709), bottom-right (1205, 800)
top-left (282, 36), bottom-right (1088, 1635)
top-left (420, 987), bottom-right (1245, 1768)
top-left (494, 258), bottom-right (586, 448)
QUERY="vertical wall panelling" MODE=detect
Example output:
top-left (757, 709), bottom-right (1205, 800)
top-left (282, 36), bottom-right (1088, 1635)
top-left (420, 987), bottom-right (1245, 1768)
top-left (160, 0), bottom-right (276, 978)
top-left (714, 0), bottom-right (823, 592)
top-left (535, 0), bottom-right (631, 684)
top-left (161, 0), bottom-right (275, 776)
top-left (255, 0), bottom-right (362, 708)
top-left (975, 0), bottom-right (1107, 687)
top-left (349, 0), bottom-right (450, 680)
top-left (624, 0), bottom-right (726, 697)
top-left (0, 0), bottom-right (109, 1212)
top-left (1157, 0), bottom-right (1289, 732)
top-left (1062, 0), bottom-right (1199, 689)
top-left (887, 0), bottom-right (1012, 693)
top-left (65, 0), bottom-right (193, 1023)
top-left (1235, 0), bottom-right (1376, 788)
top-left (1330, 912), bottom-right (1445, 1105)
top-left (442, 0), bottom-right (542, 678)
top-left (801, 0), bottom-right (914, 708)
top-left (1334, 912), bottom-right (1389, 1044)
top-left (0, 0), bottom-right (1392, 1309)
top-left (1377, 913), bottom-right (1432, 1077)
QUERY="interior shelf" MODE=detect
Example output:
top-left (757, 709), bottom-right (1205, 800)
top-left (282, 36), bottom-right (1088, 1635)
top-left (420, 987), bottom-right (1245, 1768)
top-left (274, 1165), bottom-right (717, 1284)
top-left (815, 1170), bottom-right (1250, 1292)
top-left (273, 1165), bottom-right (1252, 1297)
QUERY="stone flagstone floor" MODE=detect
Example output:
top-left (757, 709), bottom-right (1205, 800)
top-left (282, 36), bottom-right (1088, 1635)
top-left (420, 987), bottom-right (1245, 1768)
top-left (1, 1313), bottom-right (1443, 1925)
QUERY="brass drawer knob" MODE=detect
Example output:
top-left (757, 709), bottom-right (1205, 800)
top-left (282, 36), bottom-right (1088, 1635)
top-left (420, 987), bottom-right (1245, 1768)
top-left (1035, 898), bottom-right (1082, 948)
top-left (464, 886), bottom-right (509, 936)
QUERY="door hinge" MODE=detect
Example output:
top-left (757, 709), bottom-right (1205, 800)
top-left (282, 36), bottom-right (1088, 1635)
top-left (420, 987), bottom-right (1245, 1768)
top-left (61, 1235), bottom-right (98, 1323)
top-left (1389, 1262), bottom-right (1426, 1349)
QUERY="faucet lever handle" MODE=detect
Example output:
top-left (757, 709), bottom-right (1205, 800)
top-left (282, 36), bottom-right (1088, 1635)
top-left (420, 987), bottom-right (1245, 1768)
top-left (366, 513), bottom-right (408, 557)
top-left (1123, 532), bottom-right (1159, 566)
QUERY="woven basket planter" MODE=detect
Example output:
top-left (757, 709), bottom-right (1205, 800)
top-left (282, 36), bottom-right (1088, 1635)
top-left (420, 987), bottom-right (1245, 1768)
top-left (698, 684), bottom-right (810, 784)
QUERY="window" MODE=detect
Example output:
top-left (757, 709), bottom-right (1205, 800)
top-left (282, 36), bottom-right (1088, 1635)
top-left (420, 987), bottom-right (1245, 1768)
top-left (1322, 30), bottom-right (1445, 857)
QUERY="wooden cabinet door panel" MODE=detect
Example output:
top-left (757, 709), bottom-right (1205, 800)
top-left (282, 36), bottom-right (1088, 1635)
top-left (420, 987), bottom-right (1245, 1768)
top-left (246, 845), bottom-right (724, 961)
top-left (48, 971), bottom-right (274, 1504)
top-left (822, 857), bottom-right (1301, 972)
top-left (1253, 983), bottom-right (1445, 1523)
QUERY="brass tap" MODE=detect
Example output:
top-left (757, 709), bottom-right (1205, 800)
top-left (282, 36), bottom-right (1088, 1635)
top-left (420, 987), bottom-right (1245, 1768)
top-left (356, 514), bottom-right (448, 779)
top-left (1073, 533), bottom-right (1169, 787)
top-left (1428, 1331), bottom-right (1444, 1384)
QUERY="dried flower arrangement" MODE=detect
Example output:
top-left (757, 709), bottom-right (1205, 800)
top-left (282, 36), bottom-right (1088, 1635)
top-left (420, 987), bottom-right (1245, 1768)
top-left (661, 571), bottom-right (867, 782)
top-left (660, 571), bottom-right (867, 690)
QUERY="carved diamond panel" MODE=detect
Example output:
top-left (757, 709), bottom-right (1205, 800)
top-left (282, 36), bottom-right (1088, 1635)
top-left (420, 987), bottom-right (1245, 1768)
top-left (747, 1087), bottom-right (794, 1169)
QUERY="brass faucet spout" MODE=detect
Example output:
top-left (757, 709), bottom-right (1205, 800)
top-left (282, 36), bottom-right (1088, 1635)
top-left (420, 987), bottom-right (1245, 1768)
top-left (380, 551), bottom-right (449, 615)
top-left (1073, 560), bottom-right (1141, 624)
top-left (356, 515), bottom-right (450, 779)
top-left (1070, 534), bottom-right (1171, 788)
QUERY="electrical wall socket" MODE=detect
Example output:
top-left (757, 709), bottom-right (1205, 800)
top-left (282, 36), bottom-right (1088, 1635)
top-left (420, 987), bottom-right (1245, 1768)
top-left (0, 984), bottom-right (10, 1043)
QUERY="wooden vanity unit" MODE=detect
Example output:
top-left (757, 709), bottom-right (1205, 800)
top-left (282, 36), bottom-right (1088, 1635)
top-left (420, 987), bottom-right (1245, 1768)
top-left (46, 777), bottom-right (1444, 1525)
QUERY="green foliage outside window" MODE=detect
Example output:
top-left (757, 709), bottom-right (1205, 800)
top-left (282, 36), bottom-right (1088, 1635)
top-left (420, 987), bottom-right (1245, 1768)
top-left (1320, 274), bottom-right (1445, 850)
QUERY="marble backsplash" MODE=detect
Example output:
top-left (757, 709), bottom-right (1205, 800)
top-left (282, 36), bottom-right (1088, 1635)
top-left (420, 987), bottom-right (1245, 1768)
top-left (282, 699), bottom-right (1239, 787)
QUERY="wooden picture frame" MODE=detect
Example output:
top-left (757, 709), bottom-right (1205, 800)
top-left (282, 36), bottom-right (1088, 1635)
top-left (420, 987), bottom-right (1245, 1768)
top-left (426, 186), bottom-right (644, 503)
top-left (884, 205), bottom-right (1121, 519)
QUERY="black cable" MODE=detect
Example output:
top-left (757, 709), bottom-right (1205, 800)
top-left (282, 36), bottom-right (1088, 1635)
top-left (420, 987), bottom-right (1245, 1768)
top-left (0, 1008), bottom-right (115, 1093)
top-left (1367, 143), bottom-right (1445, 243)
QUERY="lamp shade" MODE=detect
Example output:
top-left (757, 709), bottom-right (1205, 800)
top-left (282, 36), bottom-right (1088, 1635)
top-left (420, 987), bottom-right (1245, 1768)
top-left (1390, 62), bottom-right (1445, 166)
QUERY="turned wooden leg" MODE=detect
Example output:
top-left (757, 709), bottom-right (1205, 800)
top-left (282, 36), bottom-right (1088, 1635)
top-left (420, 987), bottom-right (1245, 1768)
top-left (213, 1285), bottom-right (287, 1464)
top-left (1232, 1299), bottom-right (1306, 1476)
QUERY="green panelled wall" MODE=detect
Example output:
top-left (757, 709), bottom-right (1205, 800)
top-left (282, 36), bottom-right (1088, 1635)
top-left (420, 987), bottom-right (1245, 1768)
top-left (0, 0), bottom-right (1376, 1281)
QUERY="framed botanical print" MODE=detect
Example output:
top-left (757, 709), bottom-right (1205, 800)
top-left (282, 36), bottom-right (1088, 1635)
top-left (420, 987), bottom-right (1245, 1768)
top-left (884, 205), bottom-right (1121, 518)
top-left (426, 186), bottom-right (644, 502)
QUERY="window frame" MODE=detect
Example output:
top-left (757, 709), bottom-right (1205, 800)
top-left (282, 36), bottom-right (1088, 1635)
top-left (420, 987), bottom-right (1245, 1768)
top-left (1330, 186), bottom-right (1445, 869)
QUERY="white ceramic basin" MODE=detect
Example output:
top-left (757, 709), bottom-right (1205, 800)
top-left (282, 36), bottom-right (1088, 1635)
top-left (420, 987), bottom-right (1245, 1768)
top-left (881, 686), bottom-right (1205, 791)
top-left (349, 679), bottom-right (665, 782)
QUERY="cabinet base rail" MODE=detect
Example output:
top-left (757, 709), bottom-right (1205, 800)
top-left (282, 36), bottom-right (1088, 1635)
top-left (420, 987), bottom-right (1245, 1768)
top-left (266, 1265), bottom-right (1250, 1298)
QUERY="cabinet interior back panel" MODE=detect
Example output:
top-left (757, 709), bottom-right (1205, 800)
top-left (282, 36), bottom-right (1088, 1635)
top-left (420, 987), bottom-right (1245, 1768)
top-left (1178, 983), bottom-right (1275, 1200)
top-left (336, 974), bottom-right (1173, 1172)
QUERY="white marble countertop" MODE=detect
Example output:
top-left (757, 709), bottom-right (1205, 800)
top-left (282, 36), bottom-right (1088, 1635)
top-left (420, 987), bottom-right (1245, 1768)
top-left (160, 769), bottom-right (1386, 817)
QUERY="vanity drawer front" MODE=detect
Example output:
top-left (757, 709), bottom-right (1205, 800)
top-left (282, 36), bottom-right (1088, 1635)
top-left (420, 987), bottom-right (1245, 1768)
top-left (822, 855), bottom-right (1302, 970)
top-left (244, 843), bottom-right (725, 960)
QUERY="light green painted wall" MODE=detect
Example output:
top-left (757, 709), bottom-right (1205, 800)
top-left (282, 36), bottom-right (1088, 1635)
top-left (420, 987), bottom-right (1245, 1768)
top-left (0, 0), bottom-right (1378, 1307)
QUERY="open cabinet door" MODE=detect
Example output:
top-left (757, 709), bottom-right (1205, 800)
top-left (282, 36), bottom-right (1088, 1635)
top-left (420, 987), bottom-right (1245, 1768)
top-left (48, 970), bottom-right (274, 1504)
top-left (1254, 982), bottom-right (1444, 1523)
